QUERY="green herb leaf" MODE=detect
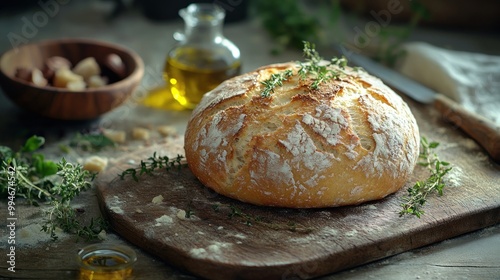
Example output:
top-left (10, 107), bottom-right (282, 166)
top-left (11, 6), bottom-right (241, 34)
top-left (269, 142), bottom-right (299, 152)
top-left (21, 135), bottom-right (45, 153)
top-left (253, 0), bottom-right (321, 52)
top-left (0, 146), bottom-right (13, 160)
top-left (119, 153), bottom-right (187, 181)
top-left (260, 41), bottom-right (351, 97)
top-left (399, 137), bottom-right (452, 218)
top-left (41, 202), bottom-right (108, 242)
top-left (429, 142), bottom-right (439, 149)
top-left (58, 144), bottom-right (71, 154)
top-left (32, 154), bottom-right (58, 177)
top-left (69, 132), bottom-right (115, 151)
top-left (211, 202), bottom-right (312, 233)
top-left (1, 135), bottom-right (105, 241)
top-left (261, 69), bottom-right (293, 97)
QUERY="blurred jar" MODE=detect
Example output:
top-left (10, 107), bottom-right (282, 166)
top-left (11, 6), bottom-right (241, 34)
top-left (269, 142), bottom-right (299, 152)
top-left (164, 3), bottom-right (241, 110)
top-left (141, 0), bottom-right (249, 23)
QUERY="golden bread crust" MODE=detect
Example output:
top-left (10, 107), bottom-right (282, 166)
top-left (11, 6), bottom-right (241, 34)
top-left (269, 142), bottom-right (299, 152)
top-left (184, 62), bottom-right (419, 208)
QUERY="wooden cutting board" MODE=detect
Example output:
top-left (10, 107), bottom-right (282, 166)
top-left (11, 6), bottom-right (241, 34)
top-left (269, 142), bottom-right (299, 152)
top-left (95, 100), bottom-right (500, 280)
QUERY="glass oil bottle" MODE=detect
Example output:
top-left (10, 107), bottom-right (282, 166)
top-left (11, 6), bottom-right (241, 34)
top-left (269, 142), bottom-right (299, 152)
top-left (164, 3), bottom-right (241, 110)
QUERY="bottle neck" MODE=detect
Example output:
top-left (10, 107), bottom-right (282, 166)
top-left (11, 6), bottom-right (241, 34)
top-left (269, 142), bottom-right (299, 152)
top-left (184, 23), bottom-right (224, 43)
top-left (178, 3), bottom-right (226, 44)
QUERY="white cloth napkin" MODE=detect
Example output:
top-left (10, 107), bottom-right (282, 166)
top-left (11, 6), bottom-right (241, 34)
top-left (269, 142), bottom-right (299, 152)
top-left (395, 42), bottom-right (500, 125)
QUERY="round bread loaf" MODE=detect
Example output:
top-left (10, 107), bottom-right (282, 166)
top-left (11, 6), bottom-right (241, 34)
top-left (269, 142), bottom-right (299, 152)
top-left (184, 62), bottom-right (420, 208)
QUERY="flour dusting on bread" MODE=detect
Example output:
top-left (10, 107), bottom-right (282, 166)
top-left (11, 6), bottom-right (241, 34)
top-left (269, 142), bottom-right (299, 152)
top-left (185, 62), bottom-right (419, 208)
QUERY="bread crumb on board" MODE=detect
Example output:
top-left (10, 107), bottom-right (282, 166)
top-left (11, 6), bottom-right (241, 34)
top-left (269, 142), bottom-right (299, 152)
top-left (189, 242), bottom-right (232, 258)
top-left (97, 230), bottom-right (107, 240)
top-left (152, 195), bottom-right (164, 204)
top-left (102, 129), bottom-right (126, 144)
top-left (157, 125), bottom-right (177, 137)
top-left (83, 155), bottom-right (108, 172)
top-left (132, 127), bottom-right (150, 140)
top-left (177, 209), bottom-right (187, 220)
top-left (155, 215), bottom-right (173, 226)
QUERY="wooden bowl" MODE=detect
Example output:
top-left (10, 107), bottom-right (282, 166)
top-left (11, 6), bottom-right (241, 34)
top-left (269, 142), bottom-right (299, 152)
top-left (0, 38), bottom-right (144, 120)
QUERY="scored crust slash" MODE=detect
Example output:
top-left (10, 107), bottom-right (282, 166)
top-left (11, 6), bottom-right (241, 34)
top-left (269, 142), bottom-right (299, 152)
top-left (184, 48), bottom-right (420, 208)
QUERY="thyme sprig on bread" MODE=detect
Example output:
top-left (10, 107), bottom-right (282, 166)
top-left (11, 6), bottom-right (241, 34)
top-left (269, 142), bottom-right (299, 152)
top-left (297, 41), bottom-right (348, 89)
top-left (261, 69), bottom-right (293, 97)
top-left (260, 41), bottom-right (351, 97)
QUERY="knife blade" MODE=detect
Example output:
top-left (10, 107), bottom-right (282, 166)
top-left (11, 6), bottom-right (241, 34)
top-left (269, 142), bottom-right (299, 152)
top-left (344, 50), bottom-right (500, 162)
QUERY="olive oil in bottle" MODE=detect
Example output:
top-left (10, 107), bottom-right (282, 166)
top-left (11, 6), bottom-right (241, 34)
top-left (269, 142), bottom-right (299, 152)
top-left (164, 47), bottom-right (241, 109)
top-left (151, 3), bottom-right (241, 110)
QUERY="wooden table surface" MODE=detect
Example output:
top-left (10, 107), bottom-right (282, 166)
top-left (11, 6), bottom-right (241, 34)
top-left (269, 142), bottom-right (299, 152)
top-left (1, 1), bottom-right (499, 279)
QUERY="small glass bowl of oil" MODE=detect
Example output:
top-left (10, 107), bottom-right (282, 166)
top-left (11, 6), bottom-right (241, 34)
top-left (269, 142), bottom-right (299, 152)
top-left (77, 244), bottom-right (137, 280)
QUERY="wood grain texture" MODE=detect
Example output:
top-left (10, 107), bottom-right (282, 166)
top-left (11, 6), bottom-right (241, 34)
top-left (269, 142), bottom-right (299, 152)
top-left (0, 38), bottom-right (144, 120)
top-left (95, 99), bottom-right (500, 280)
top-left (434, 94), bottom-right (500, 162)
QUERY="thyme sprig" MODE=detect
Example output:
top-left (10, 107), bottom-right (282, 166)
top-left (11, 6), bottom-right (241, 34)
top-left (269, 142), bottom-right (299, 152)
top-left (212, 202), bottom-right (313, 233)
top-left (42, 201), bottom-right (108, 241)
top-left (0, 136), bottom-right (105, 241)
top-left (298, 41), bottom-right (348, 89)
top-left (260, 41), bottom-right (351, 97)
top-left (399, 137), bottom-right (452, 218)
top-left (119, 152), bottom-right (186, 182)
top-left (69, 132), bottom-right (115, 152)
top-left (261, 69), bottom-right (293, 97)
